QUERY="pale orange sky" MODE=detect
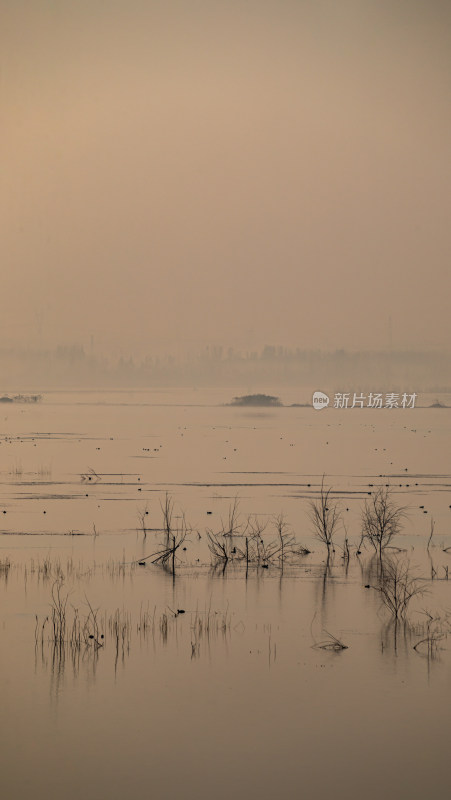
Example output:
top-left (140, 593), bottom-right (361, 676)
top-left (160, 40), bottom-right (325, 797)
top-left (1, 0), bottom-right (450, 357)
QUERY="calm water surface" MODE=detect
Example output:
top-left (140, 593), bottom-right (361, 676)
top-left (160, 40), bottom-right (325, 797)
top-left (1, 389), bottom-right (451, 799)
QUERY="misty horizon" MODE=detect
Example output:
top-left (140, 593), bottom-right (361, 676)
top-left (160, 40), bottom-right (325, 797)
top-left (1, 341), bottom-right (450, 392)
top-left (2, 0), bottom-right (451, 360)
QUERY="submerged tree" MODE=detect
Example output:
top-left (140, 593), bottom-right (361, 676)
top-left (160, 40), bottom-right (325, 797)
top-left (138, 494), bottom-right (191, 577)
top-left (206, 498), bottom-right (244, 570)
top-left (361, 487), bottom-right (406, 558)
top-left (377, 558), bottom-right (426, 619)
top-left (137, 503), bottom-right (150, 538)
top-left (206, 507), bottom-right (309, 573)
top-left (160, 492), bottom-right (174, 544)
top-left (309, 476), bottom-right (341, 554)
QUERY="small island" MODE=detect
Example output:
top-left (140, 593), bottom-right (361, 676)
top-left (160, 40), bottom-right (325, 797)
top-left (0, 394), bottom-right (42, 404)
top-left (229, 393), bottom-right (282, 407)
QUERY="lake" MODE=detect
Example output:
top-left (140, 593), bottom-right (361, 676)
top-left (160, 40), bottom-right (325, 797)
top-left (1, 388), bottom-right (450, 799)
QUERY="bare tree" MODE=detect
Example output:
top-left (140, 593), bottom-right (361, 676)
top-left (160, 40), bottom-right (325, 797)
top-left (160, 492), bottom-right (174, 544)
top-left (206, 530), bottom-right (231, 567)
top-left (137, 503), bottom-right (150, 538)
top-left (309, 476), bottom-right (341, 554)
top-left (361, 486), bottom-right (406, 558)
top-left (221, 497), bottom-right (241, 537)
top-left (148, 512), bottom-right (190, 575)
top-left (271, 513), bottom-right (309, 569)
top-left (206, 499), bottom-right (245, 569)
top-left (206, 510), bottom-right (309, 573)
top-left (245, 515), bottom-right (268, 565)
top-left (138, 495), bottom-right (190, 576)
top-left (377, 558), bottom-right (426, 619)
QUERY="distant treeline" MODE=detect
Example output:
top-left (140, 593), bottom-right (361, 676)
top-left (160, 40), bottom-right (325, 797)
top-left (0, 344), bottom-right (450, 391)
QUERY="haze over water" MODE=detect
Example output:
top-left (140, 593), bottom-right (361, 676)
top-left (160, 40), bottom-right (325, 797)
top-left (2, 0), bottom-right (451, 360)
top-left (2, 4), bottom-right (451, 798)
top-left (1, 390), bottom-right (451, 799)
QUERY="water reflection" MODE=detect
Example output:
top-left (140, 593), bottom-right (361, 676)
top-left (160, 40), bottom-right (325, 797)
top-left (380, 618), bottom-right (412, 658)
top-left (9, 542), bottom-right (451, 704)
top-left (0, 557), bottom-right (11, 584)
top-left (33, 594), bottom-right (237, 689)
top-left (313, 552), bottom-right (335, 619)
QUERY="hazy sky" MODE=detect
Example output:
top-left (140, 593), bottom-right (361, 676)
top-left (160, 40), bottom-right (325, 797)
top-left (2, 0), bottom-right (450, 356)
